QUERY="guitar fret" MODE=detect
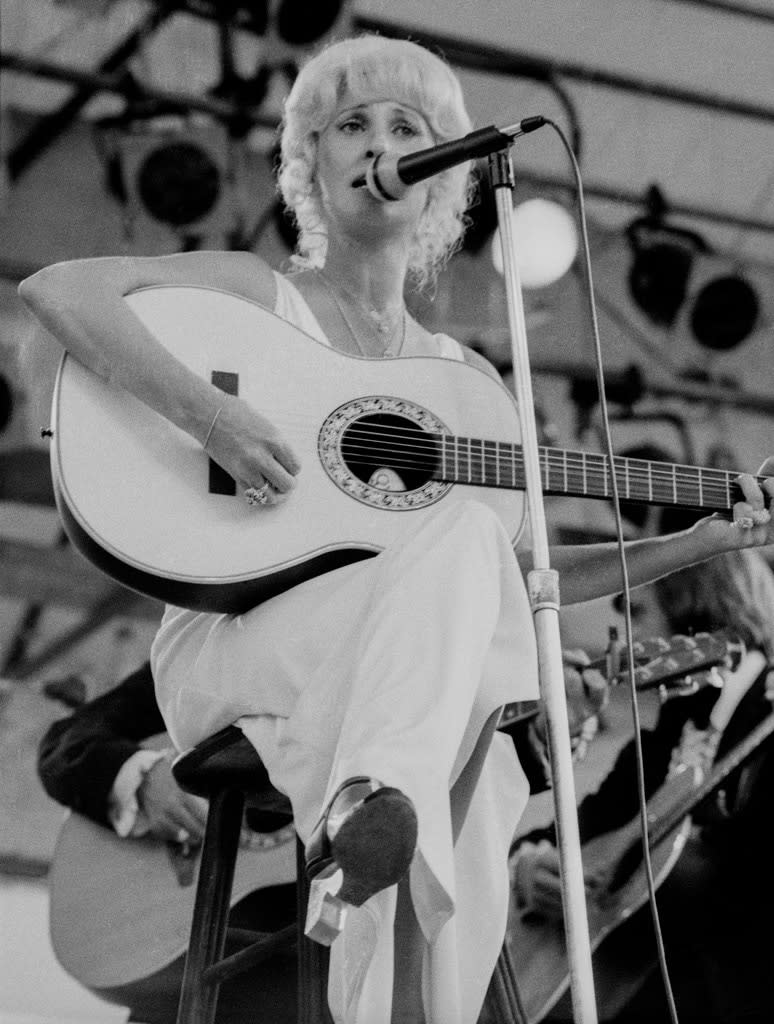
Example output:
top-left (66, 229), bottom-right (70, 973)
top-left (436, 430), bottom-right (745, 513)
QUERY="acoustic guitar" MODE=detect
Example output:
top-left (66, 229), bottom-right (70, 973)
top-left (50, 285), bottom-right (770, 615)
top-left (48, 810), bottom-right (296, 992)
top-left (498, 628), bottom-right (744, 731)
top-left (505, 709), bottom-right (774, 1024)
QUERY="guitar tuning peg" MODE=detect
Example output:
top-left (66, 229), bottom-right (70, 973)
top-left (707, 666), bottom-right (725, 688)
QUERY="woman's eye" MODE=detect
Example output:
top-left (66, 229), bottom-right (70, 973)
top-left (394, 122), bottom-right (418, 138)
top-left (338, 119), bottom-right (364, 133)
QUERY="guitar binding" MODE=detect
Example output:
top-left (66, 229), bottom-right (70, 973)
top-left (319, 395), bottom-right (452, 511)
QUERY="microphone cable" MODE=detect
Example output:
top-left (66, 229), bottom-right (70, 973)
top-left (533, 117), bottom-right (681, 1024)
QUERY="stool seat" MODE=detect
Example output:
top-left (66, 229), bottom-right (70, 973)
top-left (172, 724), bottom-right (271, 796)
top-left (172, 724), bottom-right (293, 831)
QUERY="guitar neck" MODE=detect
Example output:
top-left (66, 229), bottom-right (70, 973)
top-left (648, 710), bottom-right (774, 847)
top-left (430, 438), bottom-right (759, 513)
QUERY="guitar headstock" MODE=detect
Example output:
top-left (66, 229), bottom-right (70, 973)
top-left (626, 629), bottom-right (745, 694)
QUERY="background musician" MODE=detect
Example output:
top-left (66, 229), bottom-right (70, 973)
top-left (510, 541), bottom-right (774, 1024)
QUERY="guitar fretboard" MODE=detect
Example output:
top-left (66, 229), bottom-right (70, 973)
top-left (341, 422), bottom-right (756, 513)
top-left (437, 439), bottom-right (753, 512)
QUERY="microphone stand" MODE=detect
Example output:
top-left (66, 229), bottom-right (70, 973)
top-left (489, 149), bottom-right (598, 1024)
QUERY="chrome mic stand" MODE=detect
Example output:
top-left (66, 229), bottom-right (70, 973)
top-left (489, 147), bottom-right (599, 1024)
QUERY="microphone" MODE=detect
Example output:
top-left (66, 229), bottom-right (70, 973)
top-left (356, 116), bottom-right (546, 202)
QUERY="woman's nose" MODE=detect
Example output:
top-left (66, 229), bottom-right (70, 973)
top-left (365, 126), bottom-right (391, 156)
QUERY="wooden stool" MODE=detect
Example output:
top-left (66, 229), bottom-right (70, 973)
top-left (171, 724), bottom-right (333, 1024)
top-left (172, 724), bottom-right (528, 1024)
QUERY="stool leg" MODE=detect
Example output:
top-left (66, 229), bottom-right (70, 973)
top-left (296, 837), bottom-right (333, 1024)
top-left (483, 942), bottom-right (530, 1024)
top-left (176, 788), bottom-right (245, 1024)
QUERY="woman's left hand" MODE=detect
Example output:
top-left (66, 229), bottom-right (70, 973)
top-left (698, 456), bottom-right (774, 551)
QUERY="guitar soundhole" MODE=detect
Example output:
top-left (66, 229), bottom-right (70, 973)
top-left (341, 414), bottom-right (438, 491)
top-left (318, 395), bottom-right (451, 511)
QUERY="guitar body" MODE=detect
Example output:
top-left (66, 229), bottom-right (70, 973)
top-left (51, 285), bottom-right (525, 613)
top-left (48, 811), bottom-right (296, 990)
top-left (506, 764), bottom-right (699, 1024)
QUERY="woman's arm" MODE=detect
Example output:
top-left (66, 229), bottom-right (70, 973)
top-left (18, 251), bottom-right (300, 496)
top-left (520, 462), bottom-right (774, 606)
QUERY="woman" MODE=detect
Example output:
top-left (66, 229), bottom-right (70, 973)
top-left (19, 34), bottom-right (774, 1024)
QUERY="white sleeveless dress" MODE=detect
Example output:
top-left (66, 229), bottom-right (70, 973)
top-left (151, 273), bottom-right (539, 1024)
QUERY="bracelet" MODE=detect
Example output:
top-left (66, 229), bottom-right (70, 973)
top-left (202, 405), bottom-right (223, 451)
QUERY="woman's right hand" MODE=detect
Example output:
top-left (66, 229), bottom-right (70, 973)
top-left (205, 395), bottom-right (302, 506)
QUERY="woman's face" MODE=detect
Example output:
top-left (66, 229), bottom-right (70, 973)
top-left (315, 92), bottom-right (436, 245)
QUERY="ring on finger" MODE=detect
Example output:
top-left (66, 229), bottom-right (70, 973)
top-left (244, 482), bottom-right (271, 506)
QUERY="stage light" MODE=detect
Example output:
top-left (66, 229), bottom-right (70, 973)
top-left (115, 117), bottom-right (235, 236)
top-left (0, 373), bottom-right (12, 434)
top-left (626, 187), bottom-right (706, 328)
top-left (491, 198), bottom-right (578, 289)
top-left (690, 274), bottom-right (759, 351)
top-left (275, 0), bottom-right (346, 46)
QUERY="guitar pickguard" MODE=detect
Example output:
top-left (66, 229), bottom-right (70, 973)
top-left (319, 395), bottom-right (452, 511)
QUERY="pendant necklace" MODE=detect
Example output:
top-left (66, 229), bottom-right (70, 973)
top-left (316, 268), bottom-right (407, 358)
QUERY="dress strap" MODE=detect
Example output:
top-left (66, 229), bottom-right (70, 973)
top-left (272, 271), bottom-right (330, 346)
top-left (434, 333), bottom-right (466, 362)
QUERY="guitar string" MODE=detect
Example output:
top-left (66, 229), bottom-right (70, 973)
top-left (332, 455), bottom-right (738, 507)
top-left (261, 420), bottom-right (743, 502)
top-left (224, 403), bottom-right (746, 501)
top-left (335, 462), bottom-right (736, 507)
top-left (334, 423), bottom-right (740, 480)
top-left (329, 429), bottom-right (743, 497)
top-left (261, 409), bottom-right (743, 486)
top-left (255, 405), bottom-right (751, 489)
top-left (268, 412), bottom-right (741, 486)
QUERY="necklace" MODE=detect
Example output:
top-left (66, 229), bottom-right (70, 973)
top-left (316, 268), bottom-right (407, 358)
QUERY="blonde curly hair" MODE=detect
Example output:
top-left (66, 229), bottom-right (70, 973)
top-left (277, 34), bottom-right (475, 289)
top-left (655, 548), bottom-right (774, 661)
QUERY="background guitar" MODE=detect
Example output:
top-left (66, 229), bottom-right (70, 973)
top-left (48, 809), bottom-right (296, 996)
top-left (504, 706), bottom-right (774, 1024)
top-left (499, 628), bottom-right (743, 732)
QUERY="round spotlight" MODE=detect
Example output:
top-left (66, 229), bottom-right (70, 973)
top-left (491, 198), bottom-right (578, 289)
top-left (276, 0), bottom-right (344, 45)
top-left (628, 238), bottom-right (695, 328)
top-left (136, 141), bottom-right (221, 227)
top-left (690, 275), bottom-right (759, 351)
